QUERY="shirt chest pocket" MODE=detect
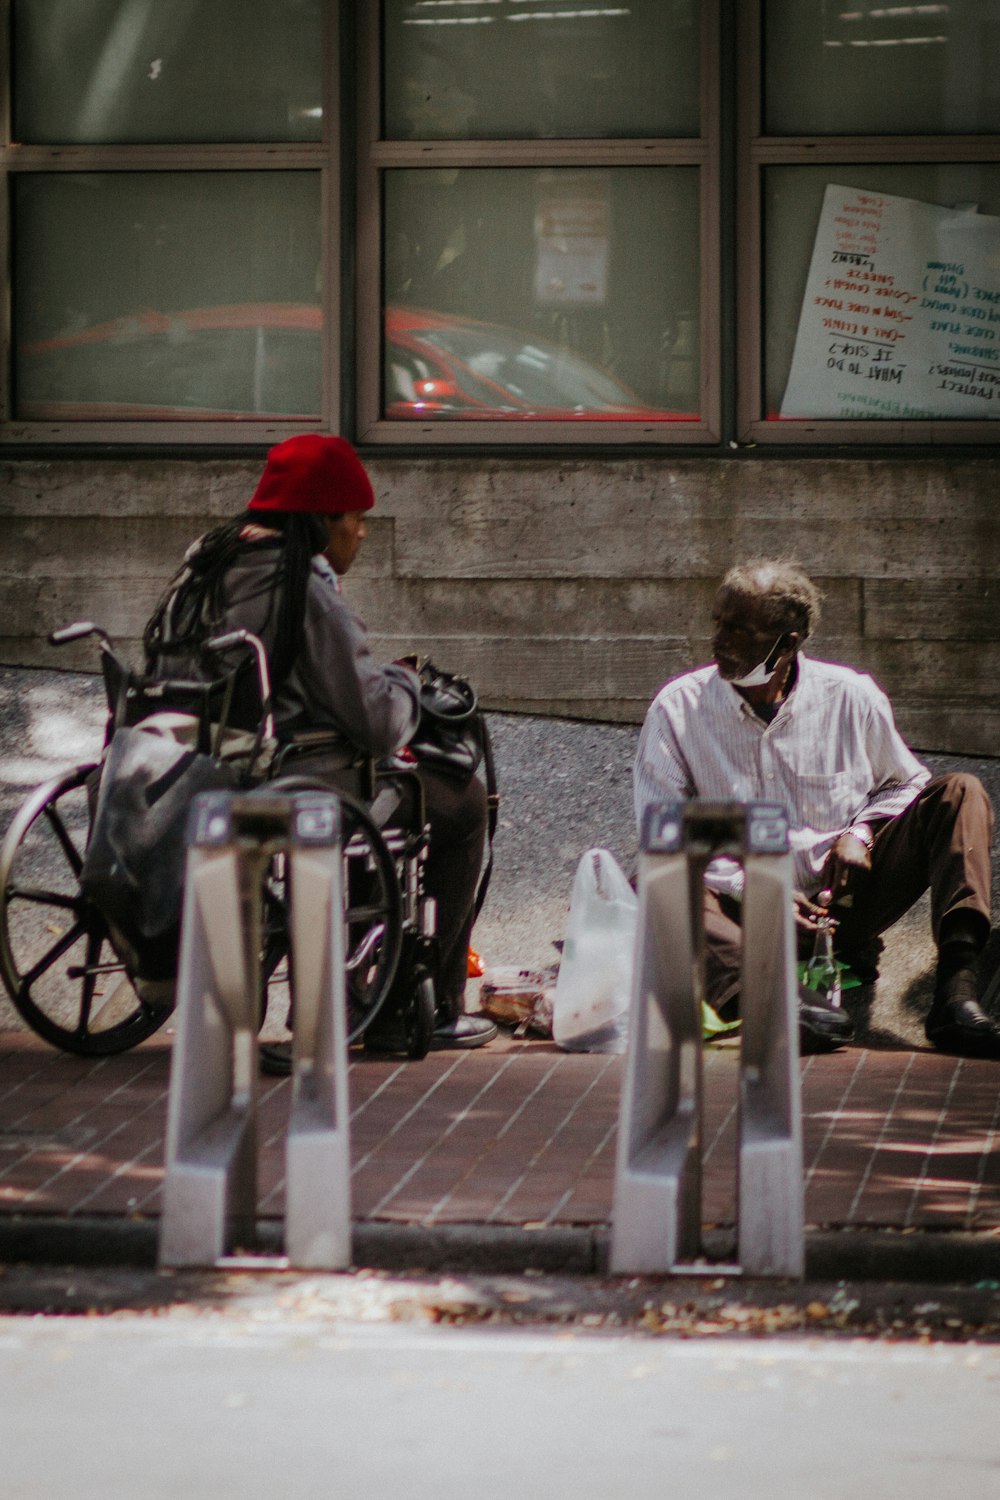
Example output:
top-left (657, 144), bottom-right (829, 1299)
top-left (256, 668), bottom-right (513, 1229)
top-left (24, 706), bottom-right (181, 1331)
top-left (789, 770), bottom-right (856, 831)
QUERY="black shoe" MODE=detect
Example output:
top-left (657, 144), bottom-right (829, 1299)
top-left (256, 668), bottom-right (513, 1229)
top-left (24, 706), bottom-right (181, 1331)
top-left (925, 998), bottom-right (1000, 1059)
top-left (798, 984), bottom-right (854, 1055)
top-left (260, 1040), bottom-right (294, 1076)
top-left (431, 1014), bottom-right (498, 1050)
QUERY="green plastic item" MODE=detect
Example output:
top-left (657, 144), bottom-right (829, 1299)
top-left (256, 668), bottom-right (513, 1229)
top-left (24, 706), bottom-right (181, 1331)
top-left (702, 1000), bottom-right (741, 1041)
top-left (797, 957), bottom-right (861, 993)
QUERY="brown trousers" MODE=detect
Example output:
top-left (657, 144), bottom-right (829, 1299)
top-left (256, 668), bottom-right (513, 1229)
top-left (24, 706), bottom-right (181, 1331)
top-left (703, 773), bottom-right (994, 1013)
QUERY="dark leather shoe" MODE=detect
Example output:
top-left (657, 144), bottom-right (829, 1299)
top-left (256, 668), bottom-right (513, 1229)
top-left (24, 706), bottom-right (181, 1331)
top-left (431, 1014), bottom-right (498, 1049)
top-left (925, 998), bottom-right (1000, 1059)
top-left (798, 984), bottom-right (854, 1055)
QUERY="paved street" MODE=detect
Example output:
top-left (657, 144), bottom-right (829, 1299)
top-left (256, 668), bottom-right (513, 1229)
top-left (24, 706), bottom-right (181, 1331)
top-left (2, 1308), bottom-right (1000, 1500)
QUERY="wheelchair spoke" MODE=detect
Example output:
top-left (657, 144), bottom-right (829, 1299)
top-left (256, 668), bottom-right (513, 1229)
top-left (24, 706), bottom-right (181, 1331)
top-left (43, 801), bottom-right (86, 877)
top-left (266, 773), bottom-right (405, 1044)
top-left (19, 917), bottom-right (87, 994)
top-left (1, 763), bottom-right (172, 1057)
top-left (5, 884), bottom-right (80, 912)
top-left (74, 929), bottom-right (106, 1035)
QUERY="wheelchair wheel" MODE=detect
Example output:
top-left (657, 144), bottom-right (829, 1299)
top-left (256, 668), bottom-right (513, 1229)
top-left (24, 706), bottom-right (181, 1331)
top-left (0, 765), bottom-right (173, 1056)
top-left (265, 777), bottom-right (404, 1044)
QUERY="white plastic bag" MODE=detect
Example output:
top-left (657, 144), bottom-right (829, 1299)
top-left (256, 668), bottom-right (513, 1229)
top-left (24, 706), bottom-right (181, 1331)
top-left (552, 849), bottom-right (637, 1054)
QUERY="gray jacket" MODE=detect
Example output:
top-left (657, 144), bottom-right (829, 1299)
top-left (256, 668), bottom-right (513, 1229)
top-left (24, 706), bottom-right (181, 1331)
top-left (215, 545), bottom-right (420, 762)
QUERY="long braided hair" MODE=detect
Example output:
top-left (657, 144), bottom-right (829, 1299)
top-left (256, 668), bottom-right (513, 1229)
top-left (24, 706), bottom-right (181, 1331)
top-left (143, 509), bottom-right (328, 704)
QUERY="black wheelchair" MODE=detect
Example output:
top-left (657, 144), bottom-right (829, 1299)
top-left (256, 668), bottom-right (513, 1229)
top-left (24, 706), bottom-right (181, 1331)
top-left (0, 622), bottom-right (438, 1062)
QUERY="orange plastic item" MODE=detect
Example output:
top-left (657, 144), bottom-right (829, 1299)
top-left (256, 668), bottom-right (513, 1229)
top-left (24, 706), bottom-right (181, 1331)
top-left (467, 946), bottom-right (485, 978)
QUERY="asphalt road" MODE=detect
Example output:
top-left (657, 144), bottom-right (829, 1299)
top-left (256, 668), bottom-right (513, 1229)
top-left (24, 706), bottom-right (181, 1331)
top-left (2, 1301), bottom-right (999, 1500)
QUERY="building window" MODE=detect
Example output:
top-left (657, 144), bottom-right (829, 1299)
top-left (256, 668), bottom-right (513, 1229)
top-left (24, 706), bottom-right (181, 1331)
top-left (3, 0), bottom-right (331, 444)
top-left (14, 172), bottom-right (323, 423)
top-left (3, 1), bottom-right (999, 448)
top-left (13, 0), bottom-right (324, 144)
top-left (380, 166), bottom-right (700, 425)
top-left (357, 0), bottom-right (717, 444)
top-left (739, 0), bottom-right (1000, 442)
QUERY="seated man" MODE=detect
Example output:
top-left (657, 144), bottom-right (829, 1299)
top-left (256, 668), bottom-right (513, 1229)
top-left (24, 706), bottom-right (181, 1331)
top-left (143, 432), bottom-right (497, 1064)
top-left (633, 558), bottom-right (998, 1057)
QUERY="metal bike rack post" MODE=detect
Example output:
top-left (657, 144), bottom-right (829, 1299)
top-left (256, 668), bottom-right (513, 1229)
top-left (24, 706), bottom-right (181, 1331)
top-left (610, 801), bottom-right (803, 1278)
top-left (283, 795), bottom-right (351, 1269)
top-left (159, 789), bottom-right (350, 1270)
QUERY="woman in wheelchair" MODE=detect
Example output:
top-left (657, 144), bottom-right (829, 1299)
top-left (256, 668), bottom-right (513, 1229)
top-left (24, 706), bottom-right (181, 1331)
top-left (143, 433), bottom-right (497, 1063)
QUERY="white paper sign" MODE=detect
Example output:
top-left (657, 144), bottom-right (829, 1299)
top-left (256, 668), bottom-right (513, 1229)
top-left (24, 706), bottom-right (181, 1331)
top-left (780, 184), bottom-right (1000, 419)
top-left (534, 189), bottom-right (609, 307)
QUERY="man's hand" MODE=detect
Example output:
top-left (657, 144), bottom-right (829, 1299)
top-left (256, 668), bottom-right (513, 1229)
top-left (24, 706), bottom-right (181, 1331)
top-left (793, 889), bottom-right (830, 933)
top-left (823, 831), bottom-right (872, 904)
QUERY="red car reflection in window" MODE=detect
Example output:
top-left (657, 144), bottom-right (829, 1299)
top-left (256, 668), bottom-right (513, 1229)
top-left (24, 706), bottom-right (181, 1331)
top-left (17, 303), bottom-right (695, 421)
top-left (385, 306), bottom-right (694, 421)
top-left (17, 304), bottom-right (324, 421)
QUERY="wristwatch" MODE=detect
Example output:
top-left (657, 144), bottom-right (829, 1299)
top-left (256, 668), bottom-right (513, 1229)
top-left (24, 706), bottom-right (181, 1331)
top-left (846, 822), bottom-right (875, 852)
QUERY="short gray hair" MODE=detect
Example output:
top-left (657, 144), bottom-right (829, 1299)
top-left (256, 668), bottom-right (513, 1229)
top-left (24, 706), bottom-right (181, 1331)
top-left (719, 558), bottom-right (823, 640)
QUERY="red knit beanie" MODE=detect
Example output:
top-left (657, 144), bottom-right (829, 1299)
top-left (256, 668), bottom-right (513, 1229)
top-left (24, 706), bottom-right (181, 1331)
top-left (248, 434), bottom-right (375, 515)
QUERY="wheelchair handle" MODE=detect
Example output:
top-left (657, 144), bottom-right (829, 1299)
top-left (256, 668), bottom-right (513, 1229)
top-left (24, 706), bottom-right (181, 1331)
top-left (205, 628), bottom-right (275, 742)
top-left (49, 621), bottom-right (110, 648)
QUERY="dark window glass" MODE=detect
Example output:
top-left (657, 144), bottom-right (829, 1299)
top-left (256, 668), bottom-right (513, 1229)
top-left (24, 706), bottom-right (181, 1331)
top-left (14, 173), bottom-right (323, 419)
top-left (384, 167), bottom-right (701, 419)
top-left (13, 0), bottom-right (323, 144)
top-left (384, 0), bottom-right (700, 140)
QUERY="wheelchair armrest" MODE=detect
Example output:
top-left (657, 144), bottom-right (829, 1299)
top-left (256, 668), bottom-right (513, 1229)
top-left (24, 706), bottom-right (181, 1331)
top-left (373, 763), bottom-right (427, 835)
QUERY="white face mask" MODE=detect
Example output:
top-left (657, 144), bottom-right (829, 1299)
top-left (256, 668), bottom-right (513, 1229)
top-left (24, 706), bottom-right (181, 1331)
top-left (729, 633), bottom-right (787, 688)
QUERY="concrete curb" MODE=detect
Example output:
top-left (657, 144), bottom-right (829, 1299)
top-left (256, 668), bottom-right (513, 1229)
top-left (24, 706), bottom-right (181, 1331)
top-left (2, 1214), bottom-right (999, 1285)
top-left (0, 1216), bottom-right (600, 1275)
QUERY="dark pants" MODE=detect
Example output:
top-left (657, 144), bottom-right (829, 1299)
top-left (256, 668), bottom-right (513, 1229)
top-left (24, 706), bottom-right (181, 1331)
top-left (278, 747), bottom-right (487, 1020)
top-left (703, 773), bottom-right (994, 1014)
top-left (389, 766), bottom-right (487, 1020)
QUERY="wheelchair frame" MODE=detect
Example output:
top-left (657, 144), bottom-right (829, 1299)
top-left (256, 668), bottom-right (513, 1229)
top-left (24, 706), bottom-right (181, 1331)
top-left (0, 623), bottom-right (437, 1060)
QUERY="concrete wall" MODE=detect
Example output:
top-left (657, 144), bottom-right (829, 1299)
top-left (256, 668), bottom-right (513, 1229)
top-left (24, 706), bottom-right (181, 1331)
top-left (1, 454), bottom-right (998, 753)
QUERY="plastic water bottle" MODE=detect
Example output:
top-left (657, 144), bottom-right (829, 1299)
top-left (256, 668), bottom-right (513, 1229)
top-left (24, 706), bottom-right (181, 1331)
top-left (805, 888), bottom-right (841, 1007)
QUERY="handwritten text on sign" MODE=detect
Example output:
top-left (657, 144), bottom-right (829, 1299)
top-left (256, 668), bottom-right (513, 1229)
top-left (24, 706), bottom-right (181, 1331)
top-left (780, 184), bottom-right (1000, 420)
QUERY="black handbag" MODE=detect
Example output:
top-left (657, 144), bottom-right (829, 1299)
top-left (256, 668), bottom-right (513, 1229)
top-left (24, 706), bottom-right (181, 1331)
top-left (408, 661), bottom-right (485, 781)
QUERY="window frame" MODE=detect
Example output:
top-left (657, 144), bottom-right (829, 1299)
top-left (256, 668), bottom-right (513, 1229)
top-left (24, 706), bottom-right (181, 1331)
top-left (354, 0), bottom-right (722, 446)
top-left (0, 0), bottom-right (340, 447)
top-left (3, 1), bottom-right (998, 450)
top-left (736, 0), bottom-right (1000, 446)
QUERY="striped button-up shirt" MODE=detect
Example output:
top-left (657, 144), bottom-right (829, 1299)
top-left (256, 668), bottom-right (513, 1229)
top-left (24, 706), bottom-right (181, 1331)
top-left (633, 653), bottom-right (930, 898)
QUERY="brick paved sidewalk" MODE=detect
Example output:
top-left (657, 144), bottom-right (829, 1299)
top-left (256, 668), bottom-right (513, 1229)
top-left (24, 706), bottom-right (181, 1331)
top-left (3, 1029), bottom-right (1000, 1239)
